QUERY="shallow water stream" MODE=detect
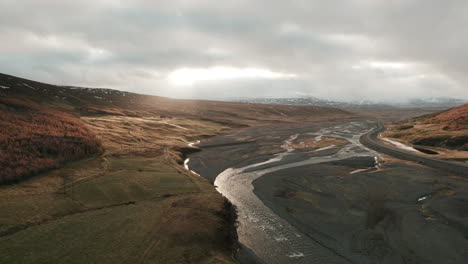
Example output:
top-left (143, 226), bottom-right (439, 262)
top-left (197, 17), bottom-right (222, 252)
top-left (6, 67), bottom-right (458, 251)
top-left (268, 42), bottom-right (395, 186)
top-left (190, 121), bottom-right (379, 263)
top-left (217, 121), bottom-right (381, 263)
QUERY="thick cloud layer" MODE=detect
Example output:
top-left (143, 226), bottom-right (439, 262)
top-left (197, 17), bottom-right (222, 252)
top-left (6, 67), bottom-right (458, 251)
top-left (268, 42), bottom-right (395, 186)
top-left (1, 0), bottom-right (467, 102)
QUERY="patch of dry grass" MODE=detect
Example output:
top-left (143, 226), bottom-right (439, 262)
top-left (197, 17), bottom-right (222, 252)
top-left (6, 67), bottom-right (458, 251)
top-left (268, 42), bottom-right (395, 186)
top-left (81, 116), bottom-right (226, 156)
top-left (292, 136), bottom-right (349, 150)
top-left (384, 104), bottom-right (468, 152)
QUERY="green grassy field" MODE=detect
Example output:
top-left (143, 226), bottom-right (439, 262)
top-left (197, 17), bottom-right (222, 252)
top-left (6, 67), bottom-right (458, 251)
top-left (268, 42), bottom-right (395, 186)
top-left (0, 154), bottom-right (237, 264)
top-left (0, 111), bottom-right (241, 264)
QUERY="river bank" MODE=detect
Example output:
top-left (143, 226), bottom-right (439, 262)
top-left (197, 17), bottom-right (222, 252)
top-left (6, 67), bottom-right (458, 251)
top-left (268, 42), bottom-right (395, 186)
top-left (188, 120), bottom-right (366, 263)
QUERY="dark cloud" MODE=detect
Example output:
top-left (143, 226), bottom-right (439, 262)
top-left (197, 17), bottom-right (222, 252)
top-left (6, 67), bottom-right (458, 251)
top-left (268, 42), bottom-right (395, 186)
top-left (0, 0), bottom-right (467, 102)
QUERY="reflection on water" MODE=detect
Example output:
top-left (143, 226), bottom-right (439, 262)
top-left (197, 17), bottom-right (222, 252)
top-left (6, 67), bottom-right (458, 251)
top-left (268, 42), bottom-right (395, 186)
top-left (381, 137), bottom-right (420, 152)
top-left (185, 141), bottom-right (201, 176)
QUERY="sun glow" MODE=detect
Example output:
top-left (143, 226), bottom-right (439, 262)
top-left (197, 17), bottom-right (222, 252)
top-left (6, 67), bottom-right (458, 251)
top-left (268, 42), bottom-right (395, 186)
top-left (351, 60), bottom-right (409, 71)
top-left (369, 61), bottom-right (407, 69)
top-left (167, 67), bottom-right (297, 86)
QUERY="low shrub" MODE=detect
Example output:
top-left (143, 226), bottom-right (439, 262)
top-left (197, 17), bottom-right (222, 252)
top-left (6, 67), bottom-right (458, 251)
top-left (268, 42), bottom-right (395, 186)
top-left (0, 98), bottom-right (103, 184)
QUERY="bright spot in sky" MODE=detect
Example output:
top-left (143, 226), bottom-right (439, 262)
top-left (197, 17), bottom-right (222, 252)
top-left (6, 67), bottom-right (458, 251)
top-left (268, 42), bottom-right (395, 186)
top-left (167, 67), bottom-right (297, 86)
top-left (352, 61), bottom-right (408, 71)
top-left (368, 61), bottom-right (407, 69)
top-left (87, 48), bottom-right (112, 62)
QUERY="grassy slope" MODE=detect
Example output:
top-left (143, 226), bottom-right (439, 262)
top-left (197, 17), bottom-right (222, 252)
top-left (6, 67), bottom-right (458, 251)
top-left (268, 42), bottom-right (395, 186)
top-left (0, 154), bottom-right (237, 264)
top-left (0, 73), bottom-right (354, 263)
top-left (383, 104), bottom-right (468, 155)
top-left (0, 73), bottom-right (351, 127)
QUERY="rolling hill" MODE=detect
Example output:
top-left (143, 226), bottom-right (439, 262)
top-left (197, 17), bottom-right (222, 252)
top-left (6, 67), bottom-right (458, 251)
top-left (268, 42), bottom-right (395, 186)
top-left (0, 72), bottom-right (353, 183)
top-left (384, 104), bottom-right (468, 152)
top-left (0, 72), bottom-right (355, 264)
top-left (0, 73), bottom-right (351, 127)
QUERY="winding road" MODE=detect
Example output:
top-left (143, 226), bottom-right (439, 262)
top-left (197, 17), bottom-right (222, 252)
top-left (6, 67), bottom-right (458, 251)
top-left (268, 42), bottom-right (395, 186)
top-left (360, 122), bottom-right (468, 176)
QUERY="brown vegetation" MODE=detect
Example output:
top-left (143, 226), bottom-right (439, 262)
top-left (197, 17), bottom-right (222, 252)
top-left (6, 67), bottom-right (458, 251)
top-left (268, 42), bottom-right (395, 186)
top-left (421, 104), bottom-right (468, 130)
top-left (291, 136), bottom-right (349, 150)
top-left (81, 106), bottom-right (125, 116)
top-left (0, 98), bottom-right (103, 184)
top-left (384, 104), bottom-right (468, 151)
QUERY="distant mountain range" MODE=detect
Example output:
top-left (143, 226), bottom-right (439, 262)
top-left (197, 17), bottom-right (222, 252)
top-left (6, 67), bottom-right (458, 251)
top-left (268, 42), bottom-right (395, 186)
top-left (232, 96), bottom-right (467, 109)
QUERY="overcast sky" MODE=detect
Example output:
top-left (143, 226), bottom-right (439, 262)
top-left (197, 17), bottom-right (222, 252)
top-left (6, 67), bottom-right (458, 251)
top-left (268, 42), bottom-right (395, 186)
top-left (1, 0), bottom-right (467, 102)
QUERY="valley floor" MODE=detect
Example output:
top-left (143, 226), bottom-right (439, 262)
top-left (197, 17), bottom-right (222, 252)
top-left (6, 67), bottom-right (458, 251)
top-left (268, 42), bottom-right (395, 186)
top-left (189, 120), bottom-right (468, 264)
